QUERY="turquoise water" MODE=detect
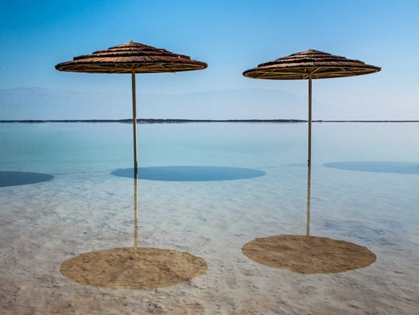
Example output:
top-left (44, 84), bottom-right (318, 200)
top-left (1, 122), bottom-right (417, 172)
top-left (0, 122), bottom-right (418, 314)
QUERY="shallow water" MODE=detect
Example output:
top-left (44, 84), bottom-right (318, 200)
top-left (0, 122), bottom-right (418, 314)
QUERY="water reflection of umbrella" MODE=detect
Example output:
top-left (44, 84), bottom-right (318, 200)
top-left (243, 49), bottom-right (380, 166)
top-left (242, 166), bottom-right (377, 274)
top-left (60, 177), bottom-right (208, 290)
top-left (55, 41), bottom-right (207, 174)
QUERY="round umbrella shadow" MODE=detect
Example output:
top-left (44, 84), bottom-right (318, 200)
top-left (111, 166), bottom-right (266, 181)
top-left (324, 161), bottom-right (419, 175)
top-left (0, 171), bottom-right (54, 187)
top-left (61, 247), bottom-right (207, 290)
top-left (242, 167), bottom-right (376, 274)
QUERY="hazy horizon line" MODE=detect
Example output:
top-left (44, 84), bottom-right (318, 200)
top-left (0, 119), bottom-right (418, 124)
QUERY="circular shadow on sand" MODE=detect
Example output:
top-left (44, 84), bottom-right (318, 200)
top-left (324, 161), bottom-right (418, 175)
top-left (242, 235), bottom-right (376, 274)
top-left (61, 247), bottom-right (207, 290)
top-left (0, 171), bottom-right (54, 187)
top-left (111, 166), bottom-right (266, 181)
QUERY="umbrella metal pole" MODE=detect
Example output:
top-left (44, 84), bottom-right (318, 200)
top-left (131, 70), bottom-right (138, 176)
top-left (307, 74), bottom-right (312, 167)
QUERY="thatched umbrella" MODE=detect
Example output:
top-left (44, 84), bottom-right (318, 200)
top-left (56, 41), bottom-right (207, 174)
top-left (243, 49), bottom-right (380, 166)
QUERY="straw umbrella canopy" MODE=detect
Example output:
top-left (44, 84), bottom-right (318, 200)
top-left (56, 41), bottom-right (207, 174)
top-left (243, 49), bottom-right (381, 166)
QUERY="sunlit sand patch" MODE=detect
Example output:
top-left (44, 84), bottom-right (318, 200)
top-left (242, 235), bottom-right (376, 274)
top-left (61, 247), bottom-right (207, 289)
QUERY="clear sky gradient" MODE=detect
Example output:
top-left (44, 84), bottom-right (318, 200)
top-left (0, 0), bottom-right (418, 120)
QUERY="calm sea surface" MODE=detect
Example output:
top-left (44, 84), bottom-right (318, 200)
top-left (0, 122), bottom-right (418, 314)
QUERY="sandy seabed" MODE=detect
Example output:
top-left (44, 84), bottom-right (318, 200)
top-left (60, 247), bottom-right (208, 290)
top-left (0, 168), bottom-right (418, 315)
top-left (242, 235), bottom-right (377, 274)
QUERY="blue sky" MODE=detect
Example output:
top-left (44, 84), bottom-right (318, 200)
top-left (0, 0), bottom-right (418, 120)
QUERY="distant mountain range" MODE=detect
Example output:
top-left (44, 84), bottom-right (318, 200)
top-left (0, 87), bottom-right (314, 120)
top-left (1, 87), bottom-right (417, 122)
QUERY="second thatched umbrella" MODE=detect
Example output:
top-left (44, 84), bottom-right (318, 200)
top-left (56, 41), bottom-right (207, 175)
top-left (243, 49), bottom-right (380, 166)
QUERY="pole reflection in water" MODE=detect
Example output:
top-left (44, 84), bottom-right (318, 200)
top-left (242, 166), bottom-right (377, 274)
top-left (133, 176), bottom-right (138, 249)
top-left (306, 166), bottom-right (311, 237)
top-left (60, 173), bottom-right (207, 290)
